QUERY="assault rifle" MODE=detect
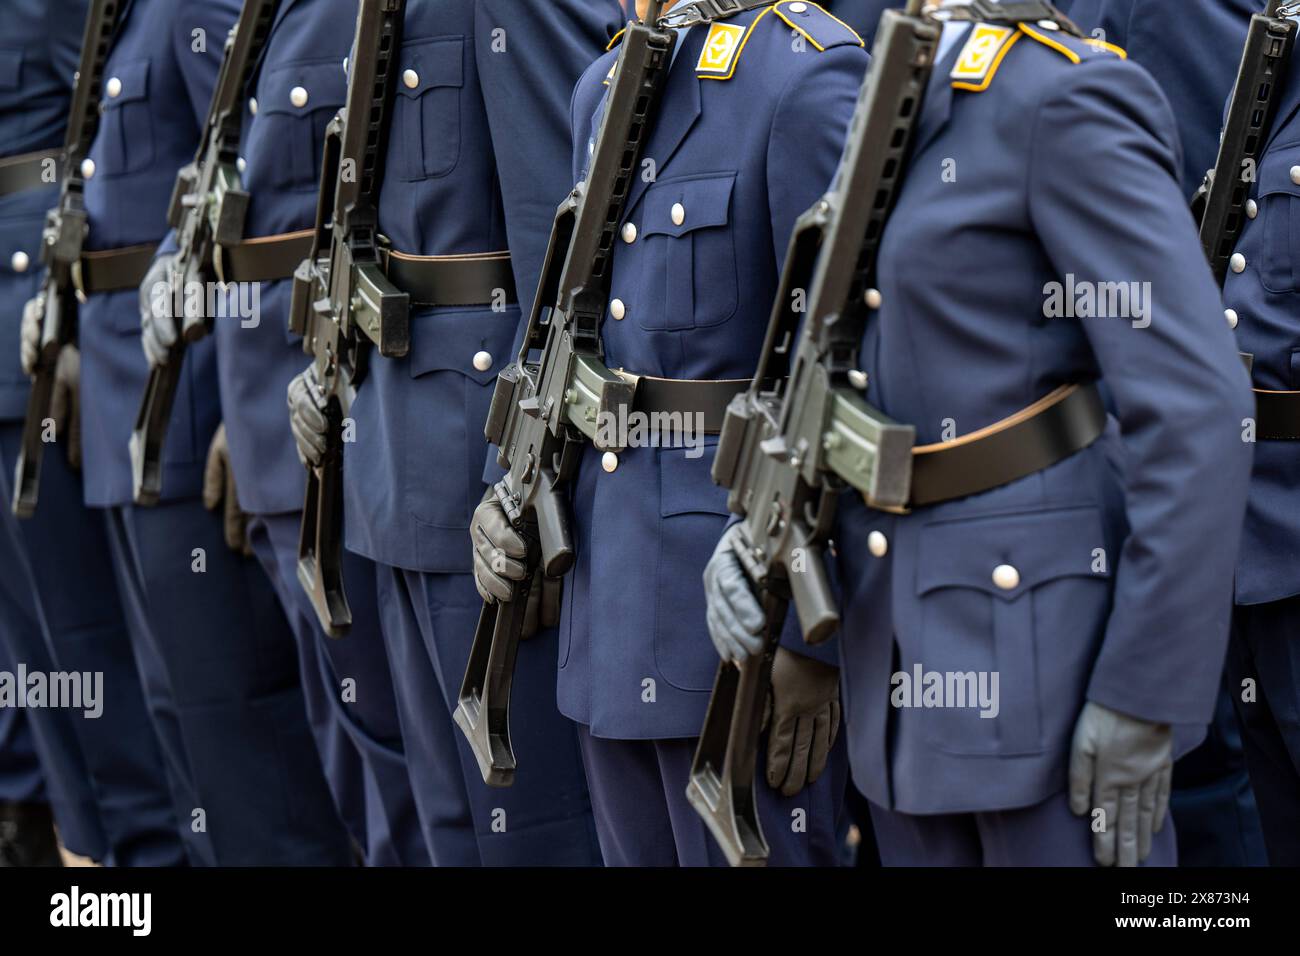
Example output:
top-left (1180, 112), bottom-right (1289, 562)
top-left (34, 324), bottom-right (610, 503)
top-left (12, 0), bottom-right (124, 517)
top-left (288, 0), bottom-right (409, 637)
top-left (454, 1), bottom-right (678, 786)
top-left (129, 0), bottom-right (281, 506)
top-left (686, 0), bottom-right (939, 866)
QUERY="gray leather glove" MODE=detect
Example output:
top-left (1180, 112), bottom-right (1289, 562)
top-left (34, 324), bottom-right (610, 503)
top-left (19, 294), bottom-right (43, 377)
top-left (470, 488), bottom-right (558, 640)
top-left (49, 345), bottom-right (81, 471)
top-left (703, 523), bottom-right (765, 661)
top-left (202, 423), bottom-right (251, 556)
top-left (765, 646), bottom-right (840, 797)
top-left (140, 253), bottom-right (178, 368)
top-left (1068, 701), bottom-right (1173, 867)
top-left (287, 367), bottom-right (328, 468)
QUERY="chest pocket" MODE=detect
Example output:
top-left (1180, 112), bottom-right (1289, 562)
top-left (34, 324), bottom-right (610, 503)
top-left (0, 49), bottom-right (22, 89)
top-left (393, 36), bottom-right (464, 183)
top-left (99, 60), bottom-right (154, 175)
top-left (1258, 145), bottom-right (1300, 294)
top-left (251, 59), bottom-right (348, 192)
top-left (635, 172), bottom-right (737, 331)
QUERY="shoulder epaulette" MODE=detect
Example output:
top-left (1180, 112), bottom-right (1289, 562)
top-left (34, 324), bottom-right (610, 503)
top-left (697, 1), bottom-right (863, 81)
top-left (951, 20), bottom-right (1126, 92)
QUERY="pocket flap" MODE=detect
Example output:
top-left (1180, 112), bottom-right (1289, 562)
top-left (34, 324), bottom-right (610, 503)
top-left (104, 60), bottom-right (150, 107)
top-left (641, 172), bottom-right (736, 238)
top-left (258, 58), bottom-right (348, 115)
top-left (407, 303), bottom-right (520, 385)
top-left (0, 49), bottom-right (22, 90)
top-left (660, 442), bottom-right (729, 517)
top-left (1256, 145), bottom-right (1300, 198)
top-left (916, 506), bottom-right (1109, 600)
top-left (395, 36), bottom-right (465, 98)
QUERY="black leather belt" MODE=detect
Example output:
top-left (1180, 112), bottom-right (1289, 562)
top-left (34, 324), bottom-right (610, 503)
top-left (905, 383), bottom-right (1106, 508)
top-left (382, 248), bottom-right (517, 308)
top-left (1252, 388), bottom-right (1300, 440)
top-left (76, 243), bottom-right (160, 295)
top-left (0, 149), bottom-right (58, 198)
top-left (625, 375), bottom-right (747, 435)
top-left (217, 229), bottom-right (314, 283)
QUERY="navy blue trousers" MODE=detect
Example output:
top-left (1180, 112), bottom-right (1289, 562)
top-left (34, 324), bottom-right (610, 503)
top-left (868, 790), bottom-right (1178, 866)
top-left (576, 726), bottom-right (848, 866)
top-left (0, 422), bottom-right (182, 865)
top-left (376, 566), bottom-right (602, 865)
top-left (104, 500), bottom-right (352, 865)
top-left (0, 638), bottom-right (43, 805)
top-left (249, 513), bottom-right (428, 866)
top-left (1227, 597), bottom-right (1300, 866)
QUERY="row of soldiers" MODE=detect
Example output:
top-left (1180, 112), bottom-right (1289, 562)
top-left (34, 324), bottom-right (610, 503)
top-left (0, 0), bottom-right (1295, 868)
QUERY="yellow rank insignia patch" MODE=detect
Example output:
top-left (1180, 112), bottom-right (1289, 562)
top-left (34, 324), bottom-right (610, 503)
top-left (950, 23), bottom-right (1021, 91)
top-left (696, 21), bottom-right (747, 78)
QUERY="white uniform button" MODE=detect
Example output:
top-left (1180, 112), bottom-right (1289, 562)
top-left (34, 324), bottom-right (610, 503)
top-left (1246, 199), bottom-right (1258, 219)
top-left (847, 369), bottom-right (868, 390)
top-left (992, 564), bottom-right (1020, 591)
top-left (671, 202), bottom-right (685, 227)
top-left (249, 97), bottom-right (258, 115)
top-left (621, 222), bottom-right (637, 244)
top-left (403, 69), bottom-right (419, 89)
top-left (10, 251), bottom-right (30, 273)
top-left (867, 530), bottom-right (888, 558)
top-left (864, 288), bottom-right (883, 309)
top-left (343, 56), bottom-right (349, 73)
top-left (237, 157), bottom-right (247, 173)
top-left (1225, 308), bottom-right (1239, 329)
top-left (80, 158), bottom-right (95, 179)
top-left (789, 1), bottom-right (808, 12)
top-left (1290, 165), bottom-right (1300, 186)
top-left (610, 298), bottom-right (626, 321)
top-left (601, 451), bottom-right (619, 473)
top-left (290, 85), bottom-right (309, 108)
top-left (1230, 252), bottom-right (1247, 274)
top-left (106, 76), bottom-right (122, 99)
top-left (1036, 19), bottom-right (1061, 30)
top-left (472, 350), bottom-right (492, 372)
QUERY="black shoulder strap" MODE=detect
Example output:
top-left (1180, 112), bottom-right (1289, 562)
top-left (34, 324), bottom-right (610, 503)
top-left (63, 0), bottom-right (127, 172)
top-left (940, 0), bottom-right (1083, 37)
top-left (659, 0), bottom-right (775, 30)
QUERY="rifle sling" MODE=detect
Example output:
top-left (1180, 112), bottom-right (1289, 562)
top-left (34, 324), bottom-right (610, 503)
top-left (0, 150), bottom-right (59, 198)
top-left (77, 243), bottom-right (160, 295)
top-left (899, 382), bottom-right (1106, 509)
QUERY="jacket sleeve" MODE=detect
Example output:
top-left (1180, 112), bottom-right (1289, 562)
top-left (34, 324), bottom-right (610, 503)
top-left (171, 0), bottom-right (244, 131)
top-left (475, 2), bottom-right (624, 486)
top-left (1027, 55), bottom-right (1254, 726)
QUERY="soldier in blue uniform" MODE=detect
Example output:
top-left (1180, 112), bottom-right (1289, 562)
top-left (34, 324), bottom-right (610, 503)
top-left (707, 0), bottom-right (1254, 866)
top-left (1, 0), bottom-right (185, 867)
top-left (21, 0), bottom-right (352, 865)
top-left (289, 0), bottom-right (621, 865)
top-left (1061, 0), bottom-right (1268, 869)
top-left (469, 0), bottom-right (862, 866)
top-left (140, 0), bottom-right (427, 867)
top-left (1218, 8), bottom-right (1300, 867)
